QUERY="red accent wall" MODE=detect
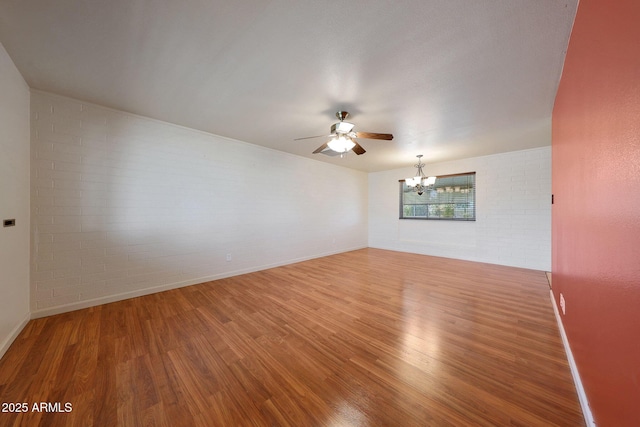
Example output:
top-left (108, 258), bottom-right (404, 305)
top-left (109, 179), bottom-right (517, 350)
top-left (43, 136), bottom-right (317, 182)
top-left (552, 0), bottom-right (640, 425)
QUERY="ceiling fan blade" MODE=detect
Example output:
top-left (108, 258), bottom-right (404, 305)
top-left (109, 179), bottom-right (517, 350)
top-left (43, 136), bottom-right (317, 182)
top-left (313, 142), bottom-right (329, 154)
top-left (294, 134), bottom-right (327, 141)
top-left (352, 141), bottom-right (366, 155)
top-left (355, 132), bottom-right (393, 140)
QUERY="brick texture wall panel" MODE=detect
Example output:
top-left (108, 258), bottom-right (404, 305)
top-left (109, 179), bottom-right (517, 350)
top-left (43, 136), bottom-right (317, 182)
top-left (30, 91), bottom-right (368, 316)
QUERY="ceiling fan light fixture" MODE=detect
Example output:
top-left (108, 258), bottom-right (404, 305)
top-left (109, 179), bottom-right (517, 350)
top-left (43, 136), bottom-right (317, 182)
top-left (300, 111), bottom-right (392, 157)
top-left (327, 135), bottom-right (356, 153)
top-left (331, 121), bottom-right (355, 134)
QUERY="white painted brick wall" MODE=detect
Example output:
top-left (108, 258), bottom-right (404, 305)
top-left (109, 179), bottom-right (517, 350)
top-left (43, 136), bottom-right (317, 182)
top-left (31, 91), bottom-right (368, 316)
top-left (368, 147), bottom-right (552, 271)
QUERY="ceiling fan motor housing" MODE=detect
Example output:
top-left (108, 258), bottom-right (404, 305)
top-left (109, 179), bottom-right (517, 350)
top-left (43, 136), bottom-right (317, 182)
top-left (331, 121), bottom-right (355, 135)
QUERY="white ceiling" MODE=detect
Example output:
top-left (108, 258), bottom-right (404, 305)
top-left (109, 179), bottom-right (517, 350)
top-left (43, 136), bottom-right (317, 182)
top-left (0, 0), bottom-right (577, 172)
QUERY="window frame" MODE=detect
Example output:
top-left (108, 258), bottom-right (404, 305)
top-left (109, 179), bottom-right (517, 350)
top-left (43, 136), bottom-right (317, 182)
top-left (399, 171), bottom-right (476, 221)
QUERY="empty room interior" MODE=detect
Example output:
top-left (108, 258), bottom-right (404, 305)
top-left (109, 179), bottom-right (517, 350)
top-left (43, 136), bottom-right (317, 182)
top-left (1, 0), bottom-right (638, 426)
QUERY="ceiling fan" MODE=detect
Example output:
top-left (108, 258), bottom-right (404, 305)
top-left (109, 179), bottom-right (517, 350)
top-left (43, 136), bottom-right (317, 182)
top-left (295, 111), bottom-right (393, 156)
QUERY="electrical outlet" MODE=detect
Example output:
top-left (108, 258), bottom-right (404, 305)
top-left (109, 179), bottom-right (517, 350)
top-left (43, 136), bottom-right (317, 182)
top-left (560, 293), bottom-right (566, 315)
top-left (226, 253), bottom-right (232, 262)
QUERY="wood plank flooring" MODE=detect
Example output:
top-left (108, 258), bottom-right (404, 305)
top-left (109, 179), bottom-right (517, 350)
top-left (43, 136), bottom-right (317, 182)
top-left (0, 248), bottom-right (584, 426)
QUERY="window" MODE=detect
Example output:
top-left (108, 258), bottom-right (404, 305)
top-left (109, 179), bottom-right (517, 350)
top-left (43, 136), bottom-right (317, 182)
top-left (400, 172), bottom-right (476, 220)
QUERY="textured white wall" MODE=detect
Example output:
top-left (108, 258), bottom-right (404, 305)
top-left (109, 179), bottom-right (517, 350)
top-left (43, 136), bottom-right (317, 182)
top-left (0, 43), bottom-right (31, 358)
top-left (369, 147), bottom-right (551, 270)
top-left (30, 91), bottom-right (368, 316)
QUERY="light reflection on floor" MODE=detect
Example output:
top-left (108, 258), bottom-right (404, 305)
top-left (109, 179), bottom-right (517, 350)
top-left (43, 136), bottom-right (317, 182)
top-left (401, 280), bottom-right (443, 385)
top-left (326, 401), bottom-right (367, 427)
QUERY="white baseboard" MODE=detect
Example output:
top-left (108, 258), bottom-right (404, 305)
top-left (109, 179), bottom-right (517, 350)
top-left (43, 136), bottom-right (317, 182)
top-left (0, 312), bottom-right (30, 360)
top-left (31, 246), bottom-right (367, 318)
top-left (549, 289), bottom-right (596, 426)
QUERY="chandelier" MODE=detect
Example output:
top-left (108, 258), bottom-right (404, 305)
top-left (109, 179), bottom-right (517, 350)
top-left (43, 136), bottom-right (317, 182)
top-left (405, 155), bottom-right (436, 195)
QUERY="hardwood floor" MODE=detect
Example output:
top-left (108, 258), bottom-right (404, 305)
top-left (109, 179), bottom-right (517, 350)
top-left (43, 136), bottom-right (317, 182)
top-left (0, 249), bottom-right (584, 426)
